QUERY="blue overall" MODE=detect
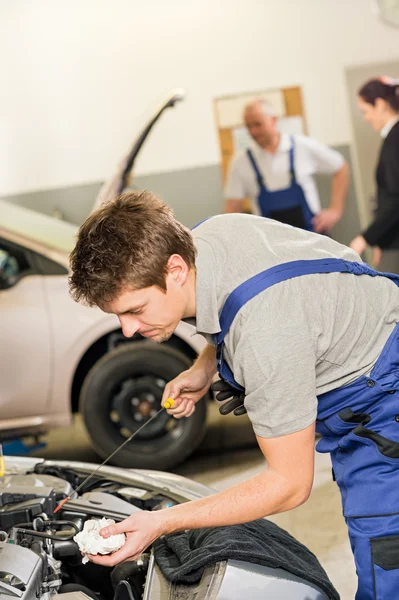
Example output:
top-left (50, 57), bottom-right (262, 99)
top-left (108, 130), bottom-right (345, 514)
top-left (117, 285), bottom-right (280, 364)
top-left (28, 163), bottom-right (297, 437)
top-left (215, 258), bottom-right (399, 599)
top-left (247, 137), bottom-right (315, 231)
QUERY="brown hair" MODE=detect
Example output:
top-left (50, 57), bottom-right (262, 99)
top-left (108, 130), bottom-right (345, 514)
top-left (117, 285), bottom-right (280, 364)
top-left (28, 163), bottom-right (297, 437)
top-left (69, 190), bottom-right (196, 307)
top-left (358, 77), bottom-right (399, 112)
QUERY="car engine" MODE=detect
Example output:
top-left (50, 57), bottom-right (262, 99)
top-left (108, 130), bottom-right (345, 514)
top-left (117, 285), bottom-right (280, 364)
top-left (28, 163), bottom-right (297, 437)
top-left (0, 468), bottom-right (172, 600)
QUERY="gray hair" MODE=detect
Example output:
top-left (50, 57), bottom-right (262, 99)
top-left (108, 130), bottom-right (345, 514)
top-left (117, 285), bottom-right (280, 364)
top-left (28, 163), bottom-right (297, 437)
top-left (244, 99), bottom-right (276, 117)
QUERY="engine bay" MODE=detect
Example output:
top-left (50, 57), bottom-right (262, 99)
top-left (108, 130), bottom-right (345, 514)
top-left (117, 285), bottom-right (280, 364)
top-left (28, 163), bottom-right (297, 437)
top-left (0, 463), bottom-right (177, 600)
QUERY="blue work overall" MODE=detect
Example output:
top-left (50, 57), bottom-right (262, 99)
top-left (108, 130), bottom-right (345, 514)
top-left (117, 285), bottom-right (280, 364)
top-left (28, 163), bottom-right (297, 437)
top-left (215, 258), bottom-right (399, 600)
top-left (247, 137), bottom-right (315, 231)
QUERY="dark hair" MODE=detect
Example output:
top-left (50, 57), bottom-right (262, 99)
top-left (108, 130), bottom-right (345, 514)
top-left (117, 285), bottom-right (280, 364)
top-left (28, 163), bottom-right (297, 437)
top-left (69, 190), bottom-right (196, 307)
top-left (358, 77), bottom-right (399, 112)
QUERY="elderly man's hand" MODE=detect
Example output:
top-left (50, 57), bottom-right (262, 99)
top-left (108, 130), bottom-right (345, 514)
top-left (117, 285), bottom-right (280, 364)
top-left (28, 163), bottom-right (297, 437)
top-left (312, 208), bottom-right (341, 233)
top-left (87, 511), bottom-right (166, 566)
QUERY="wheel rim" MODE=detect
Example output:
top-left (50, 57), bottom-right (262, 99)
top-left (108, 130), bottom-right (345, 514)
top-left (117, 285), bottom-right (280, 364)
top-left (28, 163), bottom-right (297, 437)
top-left (108, 374), bottom-right (184, 443)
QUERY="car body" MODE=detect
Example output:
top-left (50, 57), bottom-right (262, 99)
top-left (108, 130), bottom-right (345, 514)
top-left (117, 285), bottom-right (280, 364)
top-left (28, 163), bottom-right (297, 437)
top-left (0, 199), bottom-right (207, 468)
top-left (0, 456), bottom-right (329, 599)
top-left (0, 90), bottom-right (213, 470)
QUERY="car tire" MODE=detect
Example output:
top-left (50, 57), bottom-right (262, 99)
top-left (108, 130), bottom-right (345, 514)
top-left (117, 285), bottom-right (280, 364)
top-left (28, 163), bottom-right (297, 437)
top-left (80, 342), bottom-right (208, 470)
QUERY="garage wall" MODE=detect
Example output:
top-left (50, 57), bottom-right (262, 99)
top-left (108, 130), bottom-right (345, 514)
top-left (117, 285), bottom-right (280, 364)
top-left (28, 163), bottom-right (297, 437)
top-left (1, 0), bottom-right (397, 243)
top-left (1, 0), bottom-right (399, 194)
top-left (2, 165), bottom-right (224, 230)
top-left (2, 144), bottom-right (358, 245)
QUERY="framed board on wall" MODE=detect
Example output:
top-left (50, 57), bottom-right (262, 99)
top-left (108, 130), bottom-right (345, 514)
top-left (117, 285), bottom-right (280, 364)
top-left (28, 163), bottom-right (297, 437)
top-left (214, 86), bottom-right (307, 187)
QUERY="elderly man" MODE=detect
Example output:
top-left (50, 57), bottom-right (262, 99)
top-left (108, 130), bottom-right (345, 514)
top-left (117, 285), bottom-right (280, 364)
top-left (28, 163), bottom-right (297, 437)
top-left (70, 191), bottom-right (399, 599)
top-left (224, 100), bottom-right (349, 233)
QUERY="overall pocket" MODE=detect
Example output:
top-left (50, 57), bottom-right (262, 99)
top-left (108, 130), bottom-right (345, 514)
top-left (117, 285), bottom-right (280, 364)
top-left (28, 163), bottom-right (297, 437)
top-left (371, 535), bottom-right (399, 600)
top-left (346, 516), bottom-right (399, 600)
top-left (337, 409), bottom-right (399, 517)
top-left (316, 408), bottom-right (369, 454)
top-left (339, 408), bottom-right (399, 462)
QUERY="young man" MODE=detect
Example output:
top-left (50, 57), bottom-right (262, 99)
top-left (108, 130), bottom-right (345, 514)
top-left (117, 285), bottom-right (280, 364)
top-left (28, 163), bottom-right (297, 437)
top-left (225, 100), bottom-right (349, 233)
top-left (70, 191), bottom-right (399, 600)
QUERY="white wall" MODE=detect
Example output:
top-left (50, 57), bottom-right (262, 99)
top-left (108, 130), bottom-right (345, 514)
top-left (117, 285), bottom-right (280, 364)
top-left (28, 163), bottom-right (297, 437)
top-left (1, 0), bottom-right (399, 196)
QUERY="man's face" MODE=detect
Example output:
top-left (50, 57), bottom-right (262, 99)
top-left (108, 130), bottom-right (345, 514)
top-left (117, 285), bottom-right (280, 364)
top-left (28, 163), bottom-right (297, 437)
top-left (103, 257), bottom-right (191, 343)
top-left (244, 106), bottom-right (278, 147)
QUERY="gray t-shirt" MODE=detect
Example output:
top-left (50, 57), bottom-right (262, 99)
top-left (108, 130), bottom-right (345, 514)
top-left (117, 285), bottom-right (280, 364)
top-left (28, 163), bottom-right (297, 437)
top-left (192, 214), bottom-right (399, 438)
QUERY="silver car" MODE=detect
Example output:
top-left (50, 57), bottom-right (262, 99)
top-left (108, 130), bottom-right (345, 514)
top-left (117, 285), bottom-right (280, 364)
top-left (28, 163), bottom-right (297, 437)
top-left (0, 91), bottom-right (208, 471)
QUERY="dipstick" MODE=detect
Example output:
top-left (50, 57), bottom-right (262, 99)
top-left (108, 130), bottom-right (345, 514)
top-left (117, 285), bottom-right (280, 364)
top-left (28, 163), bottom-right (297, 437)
top-left (54, 398), bottom-right (175, 513)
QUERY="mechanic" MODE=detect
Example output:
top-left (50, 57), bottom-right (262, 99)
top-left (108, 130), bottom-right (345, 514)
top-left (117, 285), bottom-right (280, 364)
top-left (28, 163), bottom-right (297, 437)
top-left (69, 191), bottom-right (399, 599)
top-left (225, 100), bottom-right (349, 233)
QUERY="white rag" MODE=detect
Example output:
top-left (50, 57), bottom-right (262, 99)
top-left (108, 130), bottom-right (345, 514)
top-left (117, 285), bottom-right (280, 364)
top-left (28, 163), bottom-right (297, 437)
top-left (74, 518), bottom-right (126, 564)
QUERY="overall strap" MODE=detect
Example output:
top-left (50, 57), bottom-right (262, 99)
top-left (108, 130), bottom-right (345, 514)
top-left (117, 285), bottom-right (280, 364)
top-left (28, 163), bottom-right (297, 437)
top-left (289, 136), bottom-right (296, 184)
top-left (215, 258), bottom-right (399, 345)
top-left (192, 216), bottom-right (212, 230)
top-left (247, 149), bottom-right (268, 191)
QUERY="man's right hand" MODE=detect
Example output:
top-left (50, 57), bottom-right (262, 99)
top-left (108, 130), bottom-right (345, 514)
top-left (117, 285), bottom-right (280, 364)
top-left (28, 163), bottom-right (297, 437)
top-left (161, 366), bottom-right (213, 419)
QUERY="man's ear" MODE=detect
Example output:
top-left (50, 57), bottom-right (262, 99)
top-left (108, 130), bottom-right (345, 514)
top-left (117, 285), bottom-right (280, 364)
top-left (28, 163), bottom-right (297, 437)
top-left (166, 254), bottom-right (189, 285)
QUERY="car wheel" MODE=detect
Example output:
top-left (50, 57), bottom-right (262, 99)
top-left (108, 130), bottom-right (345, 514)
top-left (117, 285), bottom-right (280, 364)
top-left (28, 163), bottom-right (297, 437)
top-left (80, 342), bottom-right (208, 470)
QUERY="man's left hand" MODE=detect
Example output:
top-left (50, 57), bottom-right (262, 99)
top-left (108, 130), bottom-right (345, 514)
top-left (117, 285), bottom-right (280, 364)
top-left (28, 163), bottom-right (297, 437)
top-left (212, 379), bottom-right (247, 416)
top-left (312, 209), bottom-right (341, 233)
top-left (87, 511), bottom-right (165, 566)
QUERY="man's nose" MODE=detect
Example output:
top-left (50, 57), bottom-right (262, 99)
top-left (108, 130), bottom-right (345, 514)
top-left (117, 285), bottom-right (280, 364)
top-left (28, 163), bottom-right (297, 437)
top-left (119, 316), bottom-right (140, 338)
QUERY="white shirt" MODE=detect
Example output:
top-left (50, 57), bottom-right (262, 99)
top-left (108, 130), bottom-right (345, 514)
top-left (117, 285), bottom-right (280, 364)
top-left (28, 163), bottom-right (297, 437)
top-left (380, 116), bottom-right (399, 139)
top-left (224, 133), bottom-right (344, 215)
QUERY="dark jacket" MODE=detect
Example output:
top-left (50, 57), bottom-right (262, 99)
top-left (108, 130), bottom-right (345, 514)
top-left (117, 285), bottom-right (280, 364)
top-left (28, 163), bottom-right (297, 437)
top-left (363, 120), bottom-right (399, 249)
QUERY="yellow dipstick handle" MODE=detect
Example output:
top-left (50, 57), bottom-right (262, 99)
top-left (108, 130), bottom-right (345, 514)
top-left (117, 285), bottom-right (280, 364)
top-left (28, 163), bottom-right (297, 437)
top-left (164, 398), bottom-right (175, 409)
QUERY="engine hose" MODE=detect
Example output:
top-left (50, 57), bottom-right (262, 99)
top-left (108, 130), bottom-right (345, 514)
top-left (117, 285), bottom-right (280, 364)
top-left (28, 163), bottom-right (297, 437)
top-left (113, 580), bottom-right (135, 600)
top-left (11, 519), bottom-right (79, 541)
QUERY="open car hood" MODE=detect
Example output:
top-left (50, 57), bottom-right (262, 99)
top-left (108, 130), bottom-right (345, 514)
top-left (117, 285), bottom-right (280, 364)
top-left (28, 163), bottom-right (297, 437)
top-left (0, 456), bottom-right (328, 600)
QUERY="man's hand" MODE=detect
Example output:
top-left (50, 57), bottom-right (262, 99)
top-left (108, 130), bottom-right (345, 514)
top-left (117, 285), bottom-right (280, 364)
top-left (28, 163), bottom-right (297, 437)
top-left (212, 379), bottom-right (247, 416)
top-left (88, 423), bottom-right (316, 566)
top-left (312, 208), bottom-right (341, 233)
top-left (87, 511), bottom-right (165, 567)
top-left (162, 365), bottom-right (213, 419)
top-left (350, 234), bottom-right (367, 256)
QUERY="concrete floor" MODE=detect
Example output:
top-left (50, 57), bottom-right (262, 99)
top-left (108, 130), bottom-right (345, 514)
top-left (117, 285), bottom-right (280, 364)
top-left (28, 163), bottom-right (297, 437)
top-left (32, 404), bottom-right (357, 599)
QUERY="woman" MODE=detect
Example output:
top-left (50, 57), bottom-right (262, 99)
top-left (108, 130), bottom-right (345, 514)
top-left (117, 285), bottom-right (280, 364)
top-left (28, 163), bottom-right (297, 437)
top-left (350, 76), bottom-right (399, 272)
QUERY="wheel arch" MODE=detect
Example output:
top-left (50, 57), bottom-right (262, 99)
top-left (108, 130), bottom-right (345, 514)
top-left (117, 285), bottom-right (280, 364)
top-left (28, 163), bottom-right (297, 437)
top-left (71, 330), bottom-right (201, 413)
